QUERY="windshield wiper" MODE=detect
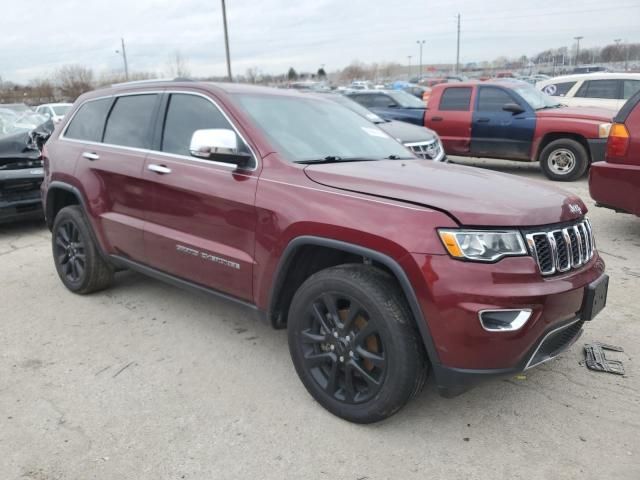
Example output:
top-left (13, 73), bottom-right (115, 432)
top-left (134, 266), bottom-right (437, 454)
top-left (296, 156), bottom-right (381, 164)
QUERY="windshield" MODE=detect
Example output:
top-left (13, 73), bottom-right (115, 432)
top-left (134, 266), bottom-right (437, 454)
top-left (52, 105), bottom-right (71, 115)
top-left (512, 84), bottom-right (560, 109)
top-left (324, 94), bottom-right (385, 123)
top-left (387, 90), bottom-right (425, 108)
top-left (236, 94), bottom-right (413, 163)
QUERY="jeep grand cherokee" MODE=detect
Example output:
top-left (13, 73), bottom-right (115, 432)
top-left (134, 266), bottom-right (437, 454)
top-left (41, 80), bottom-right (608, 423)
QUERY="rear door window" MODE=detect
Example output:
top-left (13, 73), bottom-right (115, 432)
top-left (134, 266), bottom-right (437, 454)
top-left (477, 87), bottom-right (515, 111)
top-left (541, 82), bottom-right (576, 97)
top-left (64, 98), bottom-right (112, 142)
top-left (575, 80), bottom-right (621, 99)
top-left (439, 87), bottom-right (472, 111)
top-left (623, 80), bottom-right (640, 100)
top-left (103, 94), bottom-right (158, 149)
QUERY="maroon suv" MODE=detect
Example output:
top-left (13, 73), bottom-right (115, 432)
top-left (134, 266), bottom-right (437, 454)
top-left (42, 81), bottom-right (608, 423)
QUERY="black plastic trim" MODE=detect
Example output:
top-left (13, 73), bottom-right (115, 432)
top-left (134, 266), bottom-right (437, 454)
top-left (268, 236), bottom-right (442, 366)
top-left (110, 255), bottom-right (263, 317)
top-left (615, 90), bottom-right (640, 124)
top-left (587, 138), bottom-right (607, 163)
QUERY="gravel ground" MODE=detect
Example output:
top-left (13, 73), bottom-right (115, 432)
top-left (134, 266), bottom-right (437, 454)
top-left (1, 158), bottom-right (639, 480)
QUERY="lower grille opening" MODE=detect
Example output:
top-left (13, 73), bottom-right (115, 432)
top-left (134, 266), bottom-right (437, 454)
top-left (526, 320), bottom-right (584, 369)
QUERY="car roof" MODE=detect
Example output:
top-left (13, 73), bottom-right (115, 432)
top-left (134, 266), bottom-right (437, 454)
top-left (39, 103), bottom-right (73, 107)
top-left (77, 80), bottom-right (315, 103)
top-left (537, 72), bottom-right (640, 85)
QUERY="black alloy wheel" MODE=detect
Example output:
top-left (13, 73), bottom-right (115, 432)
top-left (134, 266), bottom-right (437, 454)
top-left (54, 220), bottom-right (86, 283)
top-left (288, 264), bottom-right (428, 423)
top-left (300, 292), bottom-right (386, 404)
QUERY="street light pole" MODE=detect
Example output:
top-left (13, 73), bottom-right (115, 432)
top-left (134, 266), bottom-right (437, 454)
top-left (115, 38), bottom-right (129, 80)
top-left (574, 36), bottom-right (583, 67)
top-left (407, 55), bottom-right (412, 80)
top-left (455, 13), bottom-right (461, 74)
top-left (416, 40), bottom-right (425, 80)
top-left (221, 0), bottom-right (232, 81)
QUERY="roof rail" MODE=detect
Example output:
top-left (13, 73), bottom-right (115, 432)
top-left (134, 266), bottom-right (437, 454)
top-left (110, 77), bottom-right (194, 87)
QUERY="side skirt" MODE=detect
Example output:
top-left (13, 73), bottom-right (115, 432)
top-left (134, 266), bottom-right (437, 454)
top-left (109, 255), bottom-right (266, 321)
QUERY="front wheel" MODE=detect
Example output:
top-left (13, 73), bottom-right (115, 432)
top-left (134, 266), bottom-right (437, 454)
top-left (539, 138), bottom-right (589, 182)
top-left (287, 264), bottom-right (428, 423)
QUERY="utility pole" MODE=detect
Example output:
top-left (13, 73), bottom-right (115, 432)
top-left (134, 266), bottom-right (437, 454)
top-left (455, 13), bottom-right (461, 74)
top-left (115, 38), bottom-right (129, 80)
top-left (574, 36), bottom-right (583, 66)
top-left (407, 55), bottom-right (412, 80)
top-left (221, 0), bottom-right (232, 81)
top-left (416, 40), bottom-right (425, 80)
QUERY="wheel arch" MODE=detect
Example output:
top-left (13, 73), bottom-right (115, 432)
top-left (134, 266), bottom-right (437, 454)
top-left (535, 132), bottom-right (591, 163)
top-left (45, 181), bottom-right (86, 230)
top-left (267, 236), bottom-right (440, 365)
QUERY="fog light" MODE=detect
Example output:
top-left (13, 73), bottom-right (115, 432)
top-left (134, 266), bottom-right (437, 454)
top-left (479, 309), bottom-right (532, 332)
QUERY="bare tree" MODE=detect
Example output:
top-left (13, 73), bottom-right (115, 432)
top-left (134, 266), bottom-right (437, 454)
top-left (245, 67), bottom-right (261, 84)
top-left (29, 77), bottom-right (56, 103)
top-left (55, 65), bottom-right (94, 101)
top-left (340, 61), bottom-right (366, 82)
top-left (166, 51), bottom-right (191, 78)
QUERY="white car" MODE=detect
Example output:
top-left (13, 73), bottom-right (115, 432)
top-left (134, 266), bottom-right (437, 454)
top-left (35, 103), bottom-right (73, 124)
top-left (536, 73), bottom-right (640, 112)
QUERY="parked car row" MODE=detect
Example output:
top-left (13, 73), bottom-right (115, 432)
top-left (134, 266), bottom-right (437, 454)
top-left (537, 73), bottom-right (640, 112)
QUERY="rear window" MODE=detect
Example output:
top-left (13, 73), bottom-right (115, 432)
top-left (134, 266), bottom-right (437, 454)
top-left (541, 82), bottom-right (576, 97)
top-left (103, 94), bottom-right (158, 148)
top-left (575, 80), bottom-right (620, 99)
top-left (623, 80), bottom-right (640, 100)
top-left (439, 87), bottom-right (472, 111)
top-left (64, 98), bottom-right (112, 142)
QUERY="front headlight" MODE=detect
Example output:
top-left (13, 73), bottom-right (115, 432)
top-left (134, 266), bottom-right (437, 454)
top-left (598, 123), bottom-right (612, 138)
top-left (438, 229), bottom-right (527, 262)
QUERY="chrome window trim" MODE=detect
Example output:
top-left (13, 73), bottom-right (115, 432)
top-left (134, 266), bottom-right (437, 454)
top-left (524, 318), bottom-right (582, 370)
top-left (60, 89), bottom-right (259, 172)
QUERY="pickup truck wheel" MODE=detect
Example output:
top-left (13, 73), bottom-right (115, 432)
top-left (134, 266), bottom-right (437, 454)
top-left (288, 264), bottom-right (428, 423)
top-left (52, 205), bottom-right (114, 294)
top-left (539, 139), bottom-right (589, 182)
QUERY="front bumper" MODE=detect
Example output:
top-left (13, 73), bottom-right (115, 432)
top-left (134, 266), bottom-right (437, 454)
top-left (589, 161), bottom-right (640, 216)
top-left (405, 252), bottom-right (606, 396)
top-left (587, 138), bottom-right (607, 163)
top-left (0, 169), bottom-right (44, 224)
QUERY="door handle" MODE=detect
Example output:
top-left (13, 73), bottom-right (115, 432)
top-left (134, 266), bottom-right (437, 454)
top-left (82, 152), bottom-right (99, 161)
top-left (431, 116), bottom-right (443, 122)
top-left (147, 164), bottom-right (172, 174)
top-left (476, 118), bottom-right (490, 123)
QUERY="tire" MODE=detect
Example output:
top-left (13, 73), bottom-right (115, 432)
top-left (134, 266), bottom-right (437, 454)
top-left (52, 205), bottom-right (114, 294)
top-left (287, 264), bottom-right (428, 423)
top-left (539, 138), bottom-right (589, 182)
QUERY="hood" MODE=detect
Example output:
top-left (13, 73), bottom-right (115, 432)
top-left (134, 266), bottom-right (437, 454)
top-left (304, 160), bottom-right (586, 227)
top-left (536, 106), bottom-right (615, 122)
top-left (0, 120), bottom-right (53, 169)
top-left (377, 120), bottom-right (437, 144)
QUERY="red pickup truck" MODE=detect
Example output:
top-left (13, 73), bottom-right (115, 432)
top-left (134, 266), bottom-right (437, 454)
top-left (425, 80), bottom-right (615, 181)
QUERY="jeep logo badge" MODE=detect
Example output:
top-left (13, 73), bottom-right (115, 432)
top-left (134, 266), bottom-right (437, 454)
top-left (569, 204), bottom-right (582, 215)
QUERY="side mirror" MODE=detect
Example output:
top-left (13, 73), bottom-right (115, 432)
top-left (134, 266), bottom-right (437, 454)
top-left (502, 103), bottom-right (525, 115)
top-left (189, 129), bottom-right (252, 168)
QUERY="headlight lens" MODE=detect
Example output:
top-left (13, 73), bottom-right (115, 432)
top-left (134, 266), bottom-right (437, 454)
top-left (438, 229), bottom-right (527, 262)
top-left (598, 122), bottom-right (612, 138)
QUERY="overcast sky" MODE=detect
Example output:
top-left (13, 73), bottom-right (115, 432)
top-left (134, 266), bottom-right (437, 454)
top-left (1, 0), bottom-right (639, 82)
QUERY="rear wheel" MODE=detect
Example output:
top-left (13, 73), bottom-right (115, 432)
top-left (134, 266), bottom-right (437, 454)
top-left (539, 138), bottom-right (589, 182)
top-left (287, 264), bottom-right (428, 423)
top-left (52, 206), bottom-right (114, 294)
